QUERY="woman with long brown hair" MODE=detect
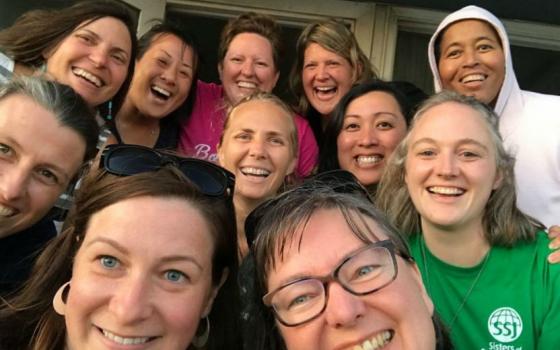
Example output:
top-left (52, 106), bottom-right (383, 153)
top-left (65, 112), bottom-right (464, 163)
top-left (0, 146), bottom-right (241, 349)
top-left (0, 0), bottom-right (137, 113)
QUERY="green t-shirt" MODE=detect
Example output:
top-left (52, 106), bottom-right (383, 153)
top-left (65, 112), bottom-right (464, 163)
top-left (410, 232), bottom-right (560, 350)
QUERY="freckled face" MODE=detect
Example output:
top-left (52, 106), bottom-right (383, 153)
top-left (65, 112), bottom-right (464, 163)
top-left (64, 196), bottom-right (219, 350)
top-left (437, 20), bottom-right (505, 106)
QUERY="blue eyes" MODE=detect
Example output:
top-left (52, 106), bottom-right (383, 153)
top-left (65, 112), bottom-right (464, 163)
top-left (98, 256), bottom-right (188, 284)
top-left (100, 256), bottom-right (119, 269)
top-left (164, 270), bottom-right (186, 283)
top-left (357, 265), bottom-right (375, 276)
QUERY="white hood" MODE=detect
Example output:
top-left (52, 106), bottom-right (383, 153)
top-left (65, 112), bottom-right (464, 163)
top-left (427, 5), bottom-right (520, 116)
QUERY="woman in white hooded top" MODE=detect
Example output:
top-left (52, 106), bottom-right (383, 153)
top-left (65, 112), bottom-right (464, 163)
top-left (428, 5), bottom-right (560, 227)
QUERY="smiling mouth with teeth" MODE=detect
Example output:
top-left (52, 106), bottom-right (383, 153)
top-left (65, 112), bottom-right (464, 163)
top-left (460, 74), bottom-right (486, 84)
top-left (240, 167), bottom-right (270, 177)
top-left (427, 186), bottom-right (465, 196)
top-left (101, 328), bottom-right (155, 346)
top-left (72, 67), bottom-right (103, 87)
top-left (0, 204), bottom-right (17, 217)
top-left (356, 155), bottom-right (382, 166)
top-left (352, 330), bottom-right (394, 350)
top-left (237, 81), bottom-right (257, 89)
top-left (314, 86), bottom-right (336, 95)
top-left (151, 85), bottom-right (171, 100)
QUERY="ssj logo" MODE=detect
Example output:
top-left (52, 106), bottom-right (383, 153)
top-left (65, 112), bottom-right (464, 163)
top-left (487, 307), bottom-right (523, 343)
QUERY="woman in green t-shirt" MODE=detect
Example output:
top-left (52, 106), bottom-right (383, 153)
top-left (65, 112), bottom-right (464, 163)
top-left (377, 91), bottom-right (560, 349)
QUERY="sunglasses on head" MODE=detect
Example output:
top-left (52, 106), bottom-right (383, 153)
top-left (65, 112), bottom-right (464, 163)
top-left (100, 144), bottom-right (235, 198)
top-left (244, 169), bottom-right (371, 248)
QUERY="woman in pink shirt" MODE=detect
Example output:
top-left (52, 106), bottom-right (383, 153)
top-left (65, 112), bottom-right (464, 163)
top-left (178, 12), bottom-right (318, 178)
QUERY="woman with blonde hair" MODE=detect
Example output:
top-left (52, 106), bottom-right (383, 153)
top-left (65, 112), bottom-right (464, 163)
top-left (290, 18), bottom-right (376, 144)
top-left (376, 91), bottom-right (559, 349)
top-left (218, 92), bottom-right (298, 258)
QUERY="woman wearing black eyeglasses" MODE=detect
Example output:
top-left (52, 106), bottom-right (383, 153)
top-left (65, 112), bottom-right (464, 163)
top-left (0, 146), bottom-right (241, 350)
top-left (244, 174), bottom-right (452, 350)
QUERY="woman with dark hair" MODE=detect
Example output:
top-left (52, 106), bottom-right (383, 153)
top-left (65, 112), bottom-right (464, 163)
top-left (178, 12), bottom-right (317, 178)
top-left (0, 76), bottom-right (98, 294)
top-left (0, 0), bottom-right (137, 113)
top-left (427, 5), bottom-right (560, 227)
top-left (289, 19), bottom-right (376, 145)
top-left (318, 80), bottom-right (423, 194)
top-left (244, 172), bottom-right (452, 350)
top-left (107, 21), bottom-right (198, 149)
top-left (376, 91), bottom-right (560, 348)
top-left (0, 145), bottom-right (241, 350)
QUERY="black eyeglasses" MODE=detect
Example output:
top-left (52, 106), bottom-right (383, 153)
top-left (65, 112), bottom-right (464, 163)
top-left (244, 170), bottom-right (371, 247)
top-left (100, 144), bottom-right (235, 197)
top-left (263, 240), bottom-right (399, 326)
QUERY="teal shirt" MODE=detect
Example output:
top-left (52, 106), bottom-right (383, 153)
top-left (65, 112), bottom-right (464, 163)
top-left (410, 232), bottom-right (560, 350)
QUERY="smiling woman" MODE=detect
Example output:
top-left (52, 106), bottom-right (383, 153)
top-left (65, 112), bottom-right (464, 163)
top-left (218, 92), bottom-right (297, 259)
top-left (290, 19), bottom-right (376, 145)
top-left (244, 174), bottom-right (452, 350)
top-left (0, 0), bottom-right (137, 112)
top-left (318, 80), bottom-right (415, 194)
top-left (428, 5), bottom-right (560, 227)
top-left (0, 77), bottom-right (97, 294)
top-left (106, 21), bottom-right (199, 149)
top-left (0, 150), bottom-right (241, 350)
top-left (178, 12), bottom-right (318, 179)
top-left (376, 91), bottom-right (560, 349)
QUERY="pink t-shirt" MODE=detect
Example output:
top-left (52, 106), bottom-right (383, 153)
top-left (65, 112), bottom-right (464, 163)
top-left (178, 80), bottom-right (318, 178)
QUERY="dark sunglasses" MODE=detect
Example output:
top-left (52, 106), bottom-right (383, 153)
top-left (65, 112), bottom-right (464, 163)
top-left (244, 169), bottom-right (371, 247)
top-left (100, 144), bottom-right (235, 197)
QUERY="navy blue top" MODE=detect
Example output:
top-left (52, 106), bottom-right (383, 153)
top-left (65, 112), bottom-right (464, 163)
top-left (0, 217), bottom-right (56, 296)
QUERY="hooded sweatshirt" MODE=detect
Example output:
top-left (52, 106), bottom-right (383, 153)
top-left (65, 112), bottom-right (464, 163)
top-left (428, 5), bottom-right (560, 227)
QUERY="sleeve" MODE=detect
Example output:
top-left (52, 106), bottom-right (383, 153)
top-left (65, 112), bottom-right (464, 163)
top-left (535, 233), bottom-right (560, 348)
top-left (294, 114), bottom-right (319, 178)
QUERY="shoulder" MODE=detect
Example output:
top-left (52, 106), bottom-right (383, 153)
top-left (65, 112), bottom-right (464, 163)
top-left (505, 231), bottom-right (560, 277)
top-left (521, 90), bottom-right (560, 113)
top-left (196, 80), bottom-right (223, 99)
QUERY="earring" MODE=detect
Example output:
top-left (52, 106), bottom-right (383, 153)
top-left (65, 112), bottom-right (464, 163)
top-left (38, 61), bottom-right (47, 73)
top-left (191, 316), bottom-right (210, 348)
top-left (53, 281), bottom-right (71, 316)
top-left (106, 100), bottom-right (113, 121)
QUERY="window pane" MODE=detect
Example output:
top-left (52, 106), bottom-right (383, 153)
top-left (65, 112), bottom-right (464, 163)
top-left (393, 30), bottom-right (560, 96)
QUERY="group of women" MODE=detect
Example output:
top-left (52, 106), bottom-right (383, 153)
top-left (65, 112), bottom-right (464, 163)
top-left (0, 0), bottom-right (559, 349)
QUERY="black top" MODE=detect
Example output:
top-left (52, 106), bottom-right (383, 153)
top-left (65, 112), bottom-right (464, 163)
top-left (110, 117), bottom-right (180, 150)
top-left (0, 217), bottom-right (56, 296)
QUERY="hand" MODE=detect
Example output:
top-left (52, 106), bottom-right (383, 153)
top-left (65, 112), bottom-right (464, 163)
top-left (547, 225), bottom-right (560, 263)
